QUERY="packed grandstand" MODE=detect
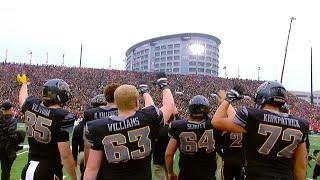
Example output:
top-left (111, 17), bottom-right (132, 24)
top-left (1, 62), bottom-right (319, 132)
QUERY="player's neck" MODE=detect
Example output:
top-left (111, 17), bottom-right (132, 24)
top-left (106, 102), bottom-right (116, 107)
top-left (118, 109), bottom-right (136, 118)
top-left (263, 104), bottom-right (280, 112)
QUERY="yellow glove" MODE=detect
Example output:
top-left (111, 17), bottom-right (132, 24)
top-left (16, 74), bottom-right (28, 85)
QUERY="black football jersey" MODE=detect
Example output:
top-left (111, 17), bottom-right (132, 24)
top-left (83, 106), bottom-right (118, 124)
top-left (168, 117), bottom-right (219, 180)
top-left (86, 105), bottom-right (163, 180)
top-left (234, 106), bottom-right (309, 179)
top-left (21, 96), bottom-right (75, 164)
top-left (216, 131), bottom-right (244, 167)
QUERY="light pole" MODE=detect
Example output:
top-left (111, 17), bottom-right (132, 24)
top-left (280, 17), bottom-right (296, 83)
top-left (5, 49), bottom-right (8, 63)
top-left (190, 43), bottom-right (205, 75)
top-left (258, 66), bottom-right (261, 81)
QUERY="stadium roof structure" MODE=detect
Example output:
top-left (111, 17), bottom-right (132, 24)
top-left (125, 33), bottom-right (221, 56)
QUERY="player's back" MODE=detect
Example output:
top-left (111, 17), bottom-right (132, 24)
top-left (83, 105), bottom-right (118, 124)
top-left (218, 131), bottom-right (243, 167)
top-left (86, 106), bottom-right (162, 180)
top-left (22, 96), bottom-right (74, 164)
top-left (237, 107), bottom-right (309, 179)
top-left (169, 118), bottom-right (218, 179)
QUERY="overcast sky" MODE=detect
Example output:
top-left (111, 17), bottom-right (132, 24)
top-left (0, 0), bottom-right (319, 91)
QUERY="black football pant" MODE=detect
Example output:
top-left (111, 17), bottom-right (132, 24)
top-left (21, 160), bottom-right (63, 180)
top-left (313, 163), bottom-right (320, 179)
top-left (222, 163), bottom-right (242, 180)
top-left (0, 158), bottom-right (14, 180)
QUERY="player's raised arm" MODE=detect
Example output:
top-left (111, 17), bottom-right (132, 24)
top-left (17, 74), bottom-right (29, 108)
top-left (137, 83), bottom-right (155, 107)
top-left (211, 85), bottom-right (245, 133)
top-left (156, 73), bottom-right (174, 124)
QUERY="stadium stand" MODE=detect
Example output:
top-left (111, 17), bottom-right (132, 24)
top-left (1, 62), bottom-right (320, 132)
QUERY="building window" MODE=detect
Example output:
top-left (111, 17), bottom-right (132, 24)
top-left (168, 44), bottom-right (173, 49)
top-left (199, 56), bottom-right (205, 60)
top-left (155, 46), bottom-right (160, 51)
top-left (206, 44), bottom-right (213, 49)
top-left (167, 56), bottom-right (173, 61)
top-left (144, 55), bottom-right (148, 59)
top-left (160, 63), bottom-right (165, 67)
top-left (141, 50), bottom-right (144, 55)
top-left (174, 44), bottom-right (180, 48)
top-left (166, 69), bottom-right (172, 73)
top-left (167, 50), bottom-right (173, 55)
top-left (206, 63), bottom-right (212, 67)
top-left (189, 61), bottom-right (196, 66)
top-left (155, 64), bottom-right (159, 68)
top-left (161, 45), bottom-right (166, 50)
top-left (206, 69), bottom-right (211, 73)
top-left (174, 50), bottom-right (180, 54)
top-left (198, 68), bottom-right (204, 72)
top-left (206, 57), bottom-right (212, 61)
top-left (189, 68), bottom-right (196, 72)
top-left (160, 69), bottom-right (165, 72)
top-left (198, 62), bottom-right (205, 67)
top-left (145, 49), bottom-right (149, 53)
top-left (141, 56), bottom-right (144, 60)
top-left (155, 58), bottom-right (160, 62)
top-left (173, 68), bottom-right (179, 72)
top-left (174, 62), bottom-right (180, 66)
top-left (161, 51), bottom-right (166, 56)
top-left (189, 55), bottom-right (196, 60)
top-left (155, 52), bottom-right (160, 57)
top-left (167, 62), bottom-right (172, 67)
top-left (174, 56), bottom-right (180, 60)
top-left (161, 57), bottom-right (166, 62)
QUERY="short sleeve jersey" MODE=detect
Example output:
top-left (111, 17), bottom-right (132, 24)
top-left (21, 96), bottom-right (75, 164)
top-left (234, 106), bottom-right (309, 179)
top-left (168, 118), bottom-right (218, 179)
top-left (86, 105), bottom-right (163, 180)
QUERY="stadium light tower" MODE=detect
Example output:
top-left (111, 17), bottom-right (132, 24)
top-left (190, 43), bottom-right (205, 75)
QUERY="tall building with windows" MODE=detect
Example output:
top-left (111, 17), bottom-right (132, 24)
top-left (125, 33), bottom-right (221, 76)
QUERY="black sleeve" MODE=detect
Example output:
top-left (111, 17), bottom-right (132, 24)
top-left (142, 105), bottom-right (164, 124)
top-left (168, 121), bottom-right (179, 139)
top-left (21, 96), bottom-right (39, 113)
top-left (72, 124), bottom-right (81, 161)
top-left (85, 121), bottom-right (103, 151)
top-left (300, 120), bottom-right (310, 145)
top-left (57, 112), bottom-right (75, 142)
top-left (233, 106), bottom-right (250, 129)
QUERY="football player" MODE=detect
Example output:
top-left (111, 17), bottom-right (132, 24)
top-left (17, 74), bottom-right (77, 180)
top-left (215, 90), bottom-right (243, 180)
top-left (166, 95), bottom-right (219, 180)
top-left (212, 82), bottom-right (309, 180)
top-left (83, 84), bottom-right (119, 179)
top-left (153, 105), bottom-right (179, 180)
top-left (84, 74), bottom-right (174, 180)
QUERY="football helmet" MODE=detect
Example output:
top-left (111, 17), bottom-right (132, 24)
top-left (188, 95), bottom-right (210, 118)
top-left (42, 79), bottom-right (72, 106)
top-left (91, 94), bottom-right (106, 108)
top-left (254, 81), bottom-right (287, 109)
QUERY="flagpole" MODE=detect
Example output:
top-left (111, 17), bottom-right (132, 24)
top-left (280, 17), bottom-right (296, 83)
top-left (5, 49), bottom-right (8, 63)
top-left (62, 53), bottom-right (65, 66)
top-left (310, 46), bottom-right (314, 104)
top-left (46, 52), bottom-right (48, 64)
top-left (79, 43), bottom-right (83, 67)
top-left (29, 51), bottom-right (33, 64)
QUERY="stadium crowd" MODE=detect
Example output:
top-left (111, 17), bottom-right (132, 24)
top-left (1, 62), bottom-right (320, 131)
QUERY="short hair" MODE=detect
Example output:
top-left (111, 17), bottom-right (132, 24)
top-left (114, 85), bottom-right (138, 111)
top-left (104, 83), bottom-right (120, 103)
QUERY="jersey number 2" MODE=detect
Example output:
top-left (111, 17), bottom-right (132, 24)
top-left (102, 126), bottom-right (151, 163)
top-left (25, 111), bottom-right (52, 144)
top-left (258, 123), bottom-right (303, 158)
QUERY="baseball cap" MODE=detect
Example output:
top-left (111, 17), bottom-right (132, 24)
top-left (1, 101), bottom-right (14, 110)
